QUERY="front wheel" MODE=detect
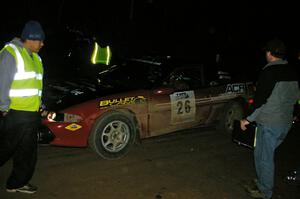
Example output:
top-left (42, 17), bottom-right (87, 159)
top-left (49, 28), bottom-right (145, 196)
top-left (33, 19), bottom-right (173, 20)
top-left (89, 111), bottom-right (136, 160)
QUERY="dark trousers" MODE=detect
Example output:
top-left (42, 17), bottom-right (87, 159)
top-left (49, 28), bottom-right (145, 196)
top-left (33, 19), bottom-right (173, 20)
top-left (0, 110), bottom-right (40, 189)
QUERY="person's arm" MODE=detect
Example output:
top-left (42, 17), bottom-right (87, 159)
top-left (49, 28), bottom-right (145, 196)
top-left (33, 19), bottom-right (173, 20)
top-left (253, 68), bottom-right (277, 109)
top-left (245, 67), bottom-right (277, 122)
top-left (240, 67), bottom-right (276, 129)
top-left (0, 49), bottom-right (16, 112)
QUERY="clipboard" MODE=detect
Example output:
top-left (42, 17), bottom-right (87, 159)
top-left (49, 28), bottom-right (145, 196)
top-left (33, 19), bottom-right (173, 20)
top-left (232, 120), bottom-right (256, 149)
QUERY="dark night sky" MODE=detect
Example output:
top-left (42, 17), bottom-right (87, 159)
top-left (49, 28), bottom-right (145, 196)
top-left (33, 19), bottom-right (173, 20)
top-left (1, 0), bottom-right (299, 72)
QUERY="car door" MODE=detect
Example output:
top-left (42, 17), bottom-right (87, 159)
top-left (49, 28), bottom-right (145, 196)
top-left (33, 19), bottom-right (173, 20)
top-left (147, 66), bottom-right (212, 137)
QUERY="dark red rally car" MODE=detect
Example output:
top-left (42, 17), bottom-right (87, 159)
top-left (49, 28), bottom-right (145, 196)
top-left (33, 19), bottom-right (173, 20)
top-left (39, 57), bottom-right (254, 159)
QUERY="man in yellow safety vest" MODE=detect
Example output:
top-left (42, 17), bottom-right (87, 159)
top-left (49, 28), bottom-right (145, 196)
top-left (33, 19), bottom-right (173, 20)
top-left (0, 20), bottom-right (45, 194)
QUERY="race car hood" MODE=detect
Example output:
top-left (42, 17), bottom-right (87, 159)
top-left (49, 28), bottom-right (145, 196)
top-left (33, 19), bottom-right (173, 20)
top-left (42, 78), bottom-right (110, 111)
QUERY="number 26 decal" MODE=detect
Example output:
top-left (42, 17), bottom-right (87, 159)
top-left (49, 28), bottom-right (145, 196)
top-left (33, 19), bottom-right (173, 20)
top-left (177, 100), bottom-right (191, 114)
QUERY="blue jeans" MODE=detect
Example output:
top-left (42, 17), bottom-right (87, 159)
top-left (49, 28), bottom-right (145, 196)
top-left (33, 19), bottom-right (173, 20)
top-left (254, 123), bottom-right (291, 199)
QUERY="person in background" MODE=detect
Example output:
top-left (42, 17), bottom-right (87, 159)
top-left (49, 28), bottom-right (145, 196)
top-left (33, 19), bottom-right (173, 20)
top-left (240, 39), bottom-right (300, 199)
top-left (0, 20), bottom-right (45, 194)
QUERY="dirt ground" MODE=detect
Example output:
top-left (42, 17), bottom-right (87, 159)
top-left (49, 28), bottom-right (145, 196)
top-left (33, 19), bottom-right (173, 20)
top-left (0, 124), bottom-right (299, 199)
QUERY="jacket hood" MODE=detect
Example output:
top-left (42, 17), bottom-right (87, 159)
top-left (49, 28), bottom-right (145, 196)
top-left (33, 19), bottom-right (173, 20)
top-left (10, 37), bottom-right (24, 48)
top-left (10, 37), bottom-right (34, 55)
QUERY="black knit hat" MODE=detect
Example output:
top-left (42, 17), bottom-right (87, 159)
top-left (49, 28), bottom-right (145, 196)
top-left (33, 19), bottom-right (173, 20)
top-left (21, 20), bottom-right (45, 41)
top-left (264, 39), bottom-right (286, 58)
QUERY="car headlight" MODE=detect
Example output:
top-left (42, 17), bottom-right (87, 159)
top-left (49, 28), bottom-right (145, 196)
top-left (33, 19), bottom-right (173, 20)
top-left (47, 112), bottom-right (82, 123)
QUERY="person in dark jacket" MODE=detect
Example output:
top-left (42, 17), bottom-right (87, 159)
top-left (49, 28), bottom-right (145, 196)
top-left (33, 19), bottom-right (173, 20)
top-left (0, 20), bottom-right (45, 194)
top-left (240, 39), bottom-right (300, 199)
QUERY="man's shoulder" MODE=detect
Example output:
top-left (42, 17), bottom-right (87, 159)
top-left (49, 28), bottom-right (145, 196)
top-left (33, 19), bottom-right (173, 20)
top-left (265, 64), bottom-right (299, 81)
top-left (0, 47), bottom-right (16, 68)
top-left (263, 63), bottom-right (294, 72)
top-left (0, 48), bottom-right (15, 60)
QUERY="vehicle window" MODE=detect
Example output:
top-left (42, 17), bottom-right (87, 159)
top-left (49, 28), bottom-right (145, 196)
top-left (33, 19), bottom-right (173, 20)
top-left (203, 67), bottom-right (232, 87)
top-left (168, 67), bottom-right (204, 90)
top-left (97, 60), bottom-right (165, 90)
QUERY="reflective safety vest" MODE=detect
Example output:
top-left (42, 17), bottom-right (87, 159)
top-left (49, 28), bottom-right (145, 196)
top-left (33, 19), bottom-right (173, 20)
top-left (4, 43), bottom-right (43, 112)
top-left (90, 42), bottom-right (111, 65)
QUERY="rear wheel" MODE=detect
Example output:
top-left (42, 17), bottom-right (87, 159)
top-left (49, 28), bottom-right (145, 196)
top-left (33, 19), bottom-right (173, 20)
top-left (89, 111), bottom-right (136, 160)
top-left (217, 100), bottom-right (245, 134)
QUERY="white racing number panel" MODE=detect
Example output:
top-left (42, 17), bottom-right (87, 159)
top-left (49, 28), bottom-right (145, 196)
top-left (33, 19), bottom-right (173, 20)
top-left (170, 90), bottom-right (196, 124)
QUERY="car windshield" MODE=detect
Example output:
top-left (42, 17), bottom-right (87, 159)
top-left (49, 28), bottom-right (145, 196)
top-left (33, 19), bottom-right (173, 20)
top-left (95, 58), bottom-right (173, 90)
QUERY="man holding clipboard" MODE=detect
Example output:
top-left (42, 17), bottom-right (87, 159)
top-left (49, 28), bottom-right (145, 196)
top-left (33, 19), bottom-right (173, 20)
top-left (239, 39), bottom-right (300, 199)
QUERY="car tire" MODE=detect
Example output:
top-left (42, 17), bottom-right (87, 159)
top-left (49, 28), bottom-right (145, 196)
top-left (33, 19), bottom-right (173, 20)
top-left (89, 111), bottom-right (136, 160)
top-left (217, 100), bottom-right (245, 134)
